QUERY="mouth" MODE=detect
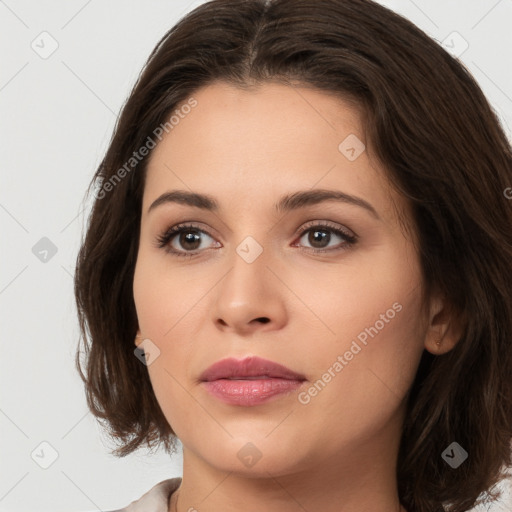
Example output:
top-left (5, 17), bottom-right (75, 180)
top-left (224, 376), bottom-right (277, 380)
top-left (201, 377), bottom-right (306, 406)
top-left (199, 356), bottom-right (306, 406)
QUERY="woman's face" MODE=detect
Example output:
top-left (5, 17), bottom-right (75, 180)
top-left (133, 81), bottom-right (431, 477)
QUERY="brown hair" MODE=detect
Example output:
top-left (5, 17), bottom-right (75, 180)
top-left (74, 1), bottom-right (512, 510)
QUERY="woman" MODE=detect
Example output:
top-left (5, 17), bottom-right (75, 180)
top-left (74, 0), bottom-right (512, 511)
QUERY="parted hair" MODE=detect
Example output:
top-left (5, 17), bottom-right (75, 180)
top-left (74, 1), bottom-right (512, 511)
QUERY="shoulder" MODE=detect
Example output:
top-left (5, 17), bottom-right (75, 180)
top-left (106, 477), bottom-right (182, 512)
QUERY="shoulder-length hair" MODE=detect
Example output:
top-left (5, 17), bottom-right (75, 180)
top-left (74, 1), bottom-right (512, 511)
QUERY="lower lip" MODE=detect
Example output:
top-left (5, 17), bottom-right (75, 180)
top-left (202, 378), bottom-right (305, 406)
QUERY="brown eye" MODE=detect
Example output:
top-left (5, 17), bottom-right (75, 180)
top-left (155, 223), bottom-right (218, 257)
top-left (294, 223), bottom-right (358, 253)
top-left (304, 228), bottom-right (332, 249)
top-left (176, 229), bottom-right (202, 251)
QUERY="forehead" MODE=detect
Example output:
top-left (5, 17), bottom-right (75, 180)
top-left (165, 80), bottom-right (364, 159)
top-left (142, 81), bottom-right (408, 229)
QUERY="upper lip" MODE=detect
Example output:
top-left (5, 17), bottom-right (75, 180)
top-left (199, 356), bottom-right (306, 382)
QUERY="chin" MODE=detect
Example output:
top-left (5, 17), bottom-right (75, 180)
top-left (198, 435), bottom-right (307, 477)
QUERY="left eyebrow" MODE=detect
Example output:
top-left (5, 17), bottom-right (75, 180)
top-left (147, 188), bottom-right (380, 220)
top-left (275, 189), bottom-right (380, 220)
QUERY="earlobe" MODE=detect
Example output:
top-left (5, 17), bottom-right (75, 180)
top-left (424, 296), bottom-right (464, 355)
top-left (425, 326), bottom-right (453, 355)
top-left (135, 329), bottom-right (143, 347)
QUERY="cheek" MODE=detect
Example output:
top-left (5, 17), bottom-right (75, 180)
top-left (298, 243), bottom-right (426, 401)
top-left (133, 255), bottom-right (197, 435)
top-left (294, 293), bottom-right (425, 448)
top-left (132, 249), bottom-right (204, 398)
top-left (303, 291), bottom-right (423, 388)
top-left (133, 248), bottom-right (192, 336)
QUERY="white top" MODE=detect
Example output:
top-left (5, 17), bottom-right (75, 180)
top-left (108, 478), bottom-right (181, 512)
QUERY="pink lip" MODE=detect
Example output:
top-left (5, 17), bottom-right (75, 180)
top-left (200, 356), bottom-right (306, 406)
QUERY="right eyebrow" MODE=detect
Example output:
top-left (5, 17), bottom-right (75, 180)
top-left (148, 190), bottom-right (218, 214)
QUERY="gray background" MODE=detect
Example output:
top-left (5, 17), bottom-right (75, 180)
top-left (1, 1), bottom-right (511, 511)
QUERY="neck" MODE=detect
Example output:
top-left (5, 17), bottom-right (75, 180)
top-left (170, 408), bottom-right (407, 512)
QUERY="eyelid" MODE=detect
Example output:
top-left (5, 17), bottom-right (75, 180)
top-left (294, 219), bottom-right (356, 239)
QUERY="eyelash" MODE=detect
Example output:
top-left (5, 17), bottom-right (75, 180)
top-left (154, 221), bottom-right (358, 258)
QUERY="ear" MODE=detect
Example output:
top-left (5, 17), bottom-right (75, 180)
top-left (134, 328), bottom-right (143, 347)
top-left (424, 293), bottom-right (465, 355)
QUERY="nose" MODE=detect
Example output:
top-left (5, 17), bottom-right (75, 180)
top-left (210, 241), bottom-right (288, 336)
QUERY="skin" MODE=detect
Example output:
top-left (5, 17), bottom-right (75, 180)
top-left (132, 81), bottom-right (462, 512)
